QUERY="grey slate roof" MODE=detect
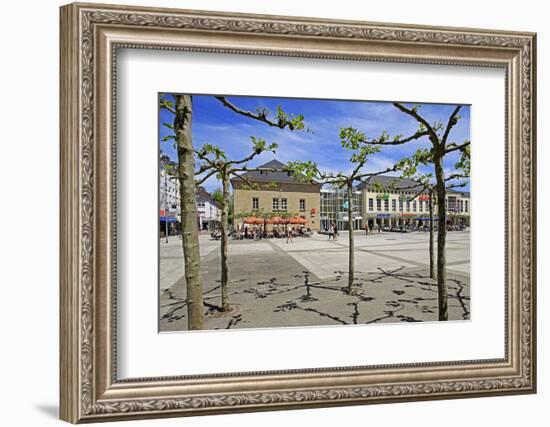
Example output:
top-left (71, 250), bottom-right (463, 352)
top-left (196, 186), bottom-right (220, 207)
top-left (357, 175), bottom-right (470, 195)
top-left (231, 159), bottom-right (318, 185)
top-left (357, 175), bottom-right (425, 192)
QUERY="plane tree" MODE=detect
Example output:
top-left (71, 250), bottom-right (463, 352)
top-left (342, 103), bottom-right (470, 320)
top-left (287, 141), bottom-right (396, 295)
top-left (194, 138), bottom-right (279, 312)
top-left (160, 94), bottom-right (307, 328)
top-left (393, 145), bottom-right (470, 280)
top-left (159, 95), bottom-right (204, 330)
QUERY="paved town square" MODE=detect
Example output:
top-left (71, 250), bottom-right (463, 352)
top-left (159, 95), bottom-right (471, 331)
top-left (159, 230), bottom-right (470, 331)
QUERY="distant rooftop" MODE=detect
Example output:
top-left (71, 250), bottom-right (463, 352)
top-left (196, 186), bottom-right (220, 206)
top-left (358, 175), bottom-right (470, 195)
top-left (231, 159), bottom-right (319, 185)
top-left (357, 176), bottom-right (424, 192)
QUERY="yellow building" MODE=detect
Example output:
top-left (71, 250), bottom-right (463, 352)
top-left (231, 160), bottom-right (322, 230)
top-left (358, 176), bottom-right (470, 231)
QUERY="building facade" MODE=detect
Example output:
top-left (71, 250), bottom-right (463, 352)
top-left (231, 160), bottom-right (322, 230)
top-left (159, 167), bottom-right (181, 236)
top-left (320, 187), bottom-right (363, 232)
top-left (232, 163), bottom-right (470, 233)
top-left (196, 187), bottom-right (221, 230)
top-left (159, 165), bottom-right (222, 235)
top-left (358, 176), bottom-right (470, 230)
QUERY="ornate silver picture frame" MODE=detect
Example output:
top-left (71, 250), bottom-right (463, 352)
top-left (60, 2), bottom-right (536, 423)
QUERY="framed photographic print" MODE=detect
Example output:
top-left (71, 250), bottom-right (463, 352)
top-left (60, 2), bottom-right (536, 423)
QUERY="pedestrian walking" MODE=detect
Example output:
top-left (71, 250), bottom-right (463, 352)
top-left (286, 227), bottom-right (293, 244)
top-left (328, 223), bottom-right (334, 240)
top-left (334, 222), bottom-right (338, 241)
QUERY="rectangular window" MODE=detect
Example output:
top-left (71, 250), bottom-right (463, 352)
top-left (299, 199), bottom-right (306, 211)
top-left (391, 199), bottom-right (396, 212)
top-left (384, 199), bottom-right (389, 211)
top-left (413, 201), bottom-right (417, 212)
top-left (376, 199), bottom-right (381, 211)
top-left (448, 196), bottom-right (457, 212)
top-left (465, 200), bottom-right (469, 212)
top-left (272, 198), bottom-right (279, 211)
top-left (368, 198), bottom-right (374, 211)
top-left (252, 197), bottom-right (259, 210)
top-left (281, 198), bottom-right (288, 211)
top-left (406, 200), bottom-right (410, 212)
top-left (399, 200), bottom-right (403, 212)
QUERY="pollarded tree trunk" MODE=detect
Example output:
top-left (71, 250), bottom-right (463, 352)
top-left (174, 95), bottom-right (204, 330)
top-left (220, 173), bottom-right (230, 312)
top-left (428, 190), bottom-right (436, 280)
top-left (433, 151), bottom-right (448, 321)
top-left (347, 182), bottom-right (355, 293)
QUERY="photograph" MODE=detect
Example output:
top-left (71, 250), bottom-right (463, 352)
top-left (158, 94), bottom-right (471, 332)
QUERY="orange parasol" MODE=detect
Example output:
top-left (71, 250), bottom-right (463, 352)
top-left (269, 216), bottom-right (288, 225)
top-left (289, 216), bottom-right (308, 224)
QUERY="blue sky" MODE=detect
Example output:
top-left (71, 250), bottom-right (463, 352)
top-left (159, 94), bottom-right (470, 193)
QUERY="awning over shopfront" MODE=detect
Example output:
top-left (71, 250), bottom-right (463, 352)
top-left (160, 216), bottom-right (178, 222)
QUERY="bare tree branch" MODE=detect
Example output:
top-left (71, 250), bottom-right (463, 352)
top-left (444, 173), bottom-right (469, 182)
top-left (393, 103), bottom-right (437, 139)
top-left (160, 104), bottom-right (176, 115)
top-left (407, 186), bottom-right (429, 201)
top-left (231, 166), bottom-right (286, 174)
top-left (195, 169), bottom-right (218, 186)
top-left (355, 165), bottom-right (398, 183)
top-left (215, 96), bottom-right (300, 130)
top-left (446, 181), bottom-right (468, 190)
top-left (194, 162), bottom-right (213, 176)
top-left (229, 172), bottom-right (259, 190)
top-left (441, 105), bottom-right (462, 146)
top-left (195, 150), bottom-right (220, 171)
top-left (350, 158), bottom-right (367, 178)
top-left (363, 129), bottom-right (430, 146)
top-left (390, 180), bottom-right (429, 194)
top-left (228, 149), bottom-right (263, 167)
top-left (445, 140), bottom-right (471, 155)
